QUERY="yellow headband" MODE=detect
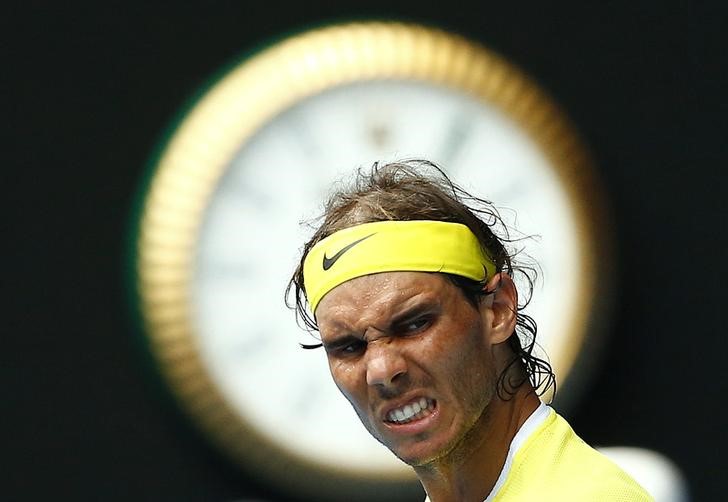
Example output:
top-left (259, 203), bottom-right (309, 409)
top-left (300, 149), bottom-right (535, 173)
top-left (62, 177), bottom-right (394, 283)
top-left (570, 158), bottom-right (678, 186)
top-left (302, 220), bottom-right (496, 313)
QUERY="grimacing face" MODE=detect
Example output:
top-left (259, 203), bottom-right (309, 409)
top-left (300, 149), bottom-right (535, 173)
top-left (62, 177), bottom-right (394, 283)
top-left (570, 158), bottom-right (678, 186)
top-left (315, 271), bottom-right (510, 466)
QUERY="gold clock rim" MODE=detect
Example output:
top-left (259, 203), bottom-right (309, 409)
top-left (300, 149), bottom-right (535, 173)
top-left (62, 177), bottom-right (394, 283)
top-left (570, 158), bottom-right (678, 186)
top-left (135, 20), bottom-right (613, 500)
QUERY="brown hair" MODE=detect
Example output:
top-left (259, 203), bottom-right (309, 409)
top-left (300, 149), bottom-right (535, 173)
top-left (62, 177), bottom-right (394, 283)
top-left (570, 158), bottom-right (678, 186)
top-left (286, 159), bottom-right (555, 399)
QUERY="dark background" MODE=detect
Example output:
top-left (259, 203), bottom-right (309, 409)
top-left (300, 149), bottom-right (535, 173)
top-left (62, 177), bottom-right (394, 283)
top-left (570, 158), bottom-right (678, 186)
top-left (7, 2), bottom-right (726, 500)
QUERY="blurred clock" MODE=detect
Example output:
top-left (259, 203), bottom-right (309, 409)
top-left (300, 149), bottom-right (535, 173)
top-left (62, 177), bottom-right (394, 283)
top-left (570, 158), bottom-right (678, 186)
top-left (132, 21), bottom-right (613, 501)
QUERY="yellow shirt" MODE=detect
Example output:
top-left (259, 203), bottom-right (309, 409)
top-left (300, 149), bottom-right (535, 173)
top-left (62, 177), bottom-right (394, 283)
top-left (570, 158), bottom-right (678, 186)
top-left (492, 406), bottom-right (652, 501)
top-left (425, 405), bottom-right (652, 501)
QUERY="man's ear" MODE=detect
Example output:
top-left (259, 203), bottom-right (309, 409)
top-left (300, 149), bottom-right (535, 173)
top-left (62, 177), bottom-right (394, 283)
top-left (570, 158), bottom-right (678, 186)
top-left (481, 272), bottom-right (518, 345)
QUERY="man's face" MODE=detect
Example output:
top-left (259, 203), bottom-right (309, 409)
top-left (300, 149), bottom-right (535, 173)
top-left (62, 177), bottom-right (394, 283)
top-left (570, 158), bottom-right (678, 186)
top-left (315, 271), bottom-right (500, 466)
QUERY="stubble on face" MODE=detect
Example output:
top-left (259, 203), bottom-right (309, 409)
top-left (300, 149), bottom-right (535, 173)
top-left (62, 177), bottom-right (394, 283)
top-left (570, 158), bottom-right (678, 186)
top-left (405, 348), bottom-right (499, 470)
top-left (317, 272), bottom-right (502, 470)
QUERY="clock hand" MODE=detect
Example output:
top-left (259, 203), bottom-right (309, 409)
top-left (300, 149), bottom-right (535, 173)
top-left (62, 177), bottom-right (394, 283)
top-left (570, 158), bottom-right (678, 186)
top-left (437, 111), bottom-right (475, 170)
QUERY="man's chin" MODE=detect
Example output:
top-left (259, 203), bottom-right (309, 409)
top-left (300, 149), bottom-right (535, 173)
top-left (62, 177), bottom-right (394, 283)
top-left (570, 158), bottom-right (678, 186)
top-left (387, 429), bottom-right (472, 470)
top-left (365, 419), bottom-right (449, 467)
top-left (398, 452), bottom-right (435, 468)
top-left (385, 438), bottom-right (448, 468)
top-left (394, 447), bottom-right (449, 470)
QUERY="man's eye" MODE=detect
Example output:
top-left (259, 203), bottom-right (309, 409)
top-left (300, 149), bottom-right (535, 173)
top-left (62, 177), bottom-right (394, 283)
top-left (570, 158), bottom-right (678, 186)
top-left (400, 317), bottom-right (431, 334)
top-left (340, 340), bottom-right (366, 355)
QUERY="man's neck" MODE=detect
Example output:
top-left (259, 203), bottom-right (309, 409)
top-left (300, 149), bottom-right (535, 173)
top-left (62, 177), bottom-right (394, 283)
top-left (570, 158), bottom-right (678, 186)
top-left (416, 385), bottom-right (540, 502)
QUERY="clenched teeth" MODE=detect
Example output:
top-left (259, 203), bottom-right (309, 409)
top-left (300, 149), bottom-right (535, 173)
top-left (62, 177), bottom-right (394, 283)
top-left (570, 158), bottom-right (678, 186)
top-left (386, 397), bottom-right (435, 424)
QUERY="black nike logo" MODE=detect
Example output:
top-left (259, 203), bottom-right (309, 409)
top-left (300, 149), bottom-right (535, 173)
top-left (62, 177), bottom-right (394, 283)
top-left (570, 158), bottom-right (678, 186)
top-left (322, 233), bottom-right (375, 270)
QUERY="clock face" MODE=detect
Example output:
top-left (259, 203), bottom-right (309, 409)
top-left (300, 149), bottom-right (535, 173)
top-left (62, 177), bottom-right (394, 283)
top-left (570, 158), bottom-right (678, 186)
top-left (193, 80), bottom-right (578, 475)
top-left (134, 22), bottom-right (611, 500)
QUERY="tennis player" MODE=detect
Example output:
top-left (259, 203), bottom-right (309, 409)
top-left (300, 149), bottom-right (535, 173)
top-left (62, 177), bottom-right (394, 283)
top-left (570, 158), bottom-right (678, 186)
top-left (288, 160), bottom-right (651, 501)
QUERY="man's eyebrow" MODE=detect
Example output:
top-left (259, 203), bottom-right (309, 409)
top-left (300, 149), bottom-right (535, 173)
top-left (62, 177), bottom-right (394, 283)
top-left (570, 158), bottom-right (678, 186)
top-left (388, 299), bottom-right (439, 328)
top-left (322, 333), bottom-right (364, 352)
top-left (320, 297), bottom-right (440, 350)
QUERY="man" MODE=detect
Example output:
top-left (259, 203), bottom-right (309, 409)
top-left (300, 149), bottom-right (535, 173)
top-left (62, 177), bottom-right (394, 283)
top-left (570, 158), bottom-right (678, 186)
top-left (288, 160), bottom-right (651, 501)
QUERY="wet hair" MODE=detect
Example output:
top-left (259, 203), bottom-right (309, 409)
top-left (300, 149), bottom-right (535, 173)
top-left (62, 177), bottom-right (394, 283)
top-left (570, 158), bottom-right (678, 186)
top-left (286, 160), bottom-right (555, 399)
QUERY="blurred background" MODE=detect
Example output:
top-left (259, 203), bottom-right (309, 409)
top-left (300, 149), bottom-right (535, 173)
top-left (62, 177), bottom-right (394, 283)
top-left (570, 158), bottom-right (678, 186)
top-left (6, 2), bottom-right (726, 501)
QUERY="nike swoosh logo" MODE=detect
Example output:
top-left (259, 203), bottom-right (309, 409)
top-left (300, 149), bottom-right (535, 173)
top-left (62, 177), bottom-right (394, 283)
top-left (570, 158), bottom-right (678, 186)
top-left (322, 233), bottom-right (375, 271)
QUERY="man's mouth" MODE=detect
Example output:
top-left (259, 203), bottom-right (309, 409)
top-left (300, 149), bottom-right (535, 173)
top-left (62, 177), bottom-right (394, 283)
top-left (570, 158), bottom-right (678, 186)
top-left (385, 397), bottom-right (436, 425)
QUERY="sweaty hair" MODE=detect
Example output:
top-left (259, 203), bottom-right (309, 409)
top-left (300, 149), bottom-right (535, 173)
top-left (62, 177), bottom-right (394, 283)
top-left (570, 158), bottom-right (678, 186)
top-left (286, 160), bottom-right (555, 399)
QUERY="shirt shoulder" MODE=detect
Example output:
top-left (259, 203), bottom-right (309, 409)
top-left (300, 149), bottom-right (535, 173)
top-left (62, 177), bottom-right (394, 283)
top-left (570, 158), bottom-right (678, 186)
top-left (494, 410), bottom-right (653, 501)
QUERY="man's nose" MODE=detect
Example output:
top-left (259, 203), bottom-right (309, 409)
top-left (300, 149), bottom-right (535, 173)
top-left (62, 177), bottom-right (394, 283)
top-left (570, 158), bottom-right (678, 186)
top-left (365, 341), bottom-right (407, 387)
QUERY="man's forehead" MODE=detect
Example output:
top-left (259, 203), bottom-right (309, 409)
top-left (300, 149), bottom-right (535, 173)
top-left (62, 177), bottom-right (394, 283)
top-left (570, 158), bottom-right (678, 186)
top-left (322, 271), bottom-right (447, 304)
top-left (315, 272), bottom-right (453, 331)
